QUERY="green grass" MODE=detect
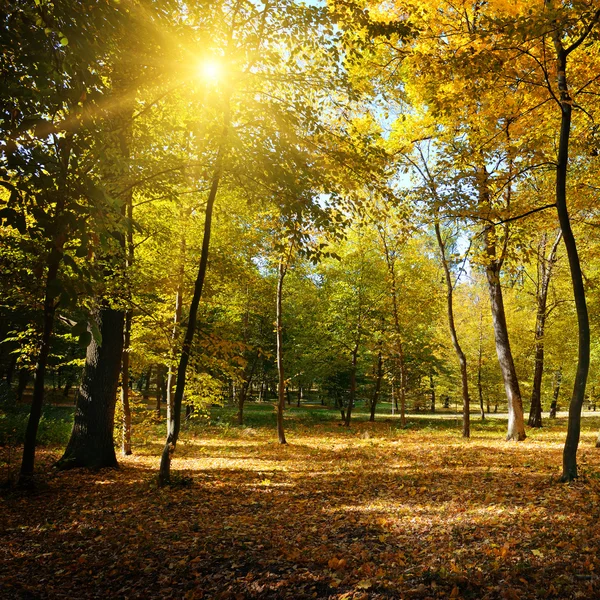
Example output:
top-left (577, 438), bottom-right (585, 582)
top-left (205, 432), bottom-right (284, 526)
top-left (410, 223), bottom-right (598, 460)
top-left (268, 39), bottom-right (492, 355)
top-left (0, 404), bottom-right (74, 447)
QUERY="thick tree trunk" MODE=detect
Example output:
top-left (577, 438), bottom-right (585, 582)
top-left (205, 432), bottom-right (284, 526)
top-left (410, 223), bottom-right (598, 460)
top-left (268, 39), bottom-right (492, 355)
top-left (528, 233), bottom-right (561, 428)
top-left (276, 259), bottom-right (287, 444)
top-left (551, 27), bottom-right (596, 481)
top-left (19, 251), bottom-right (61, 485)
top-left (344, 342), bottom-right (359, 427)
top-left (369, 351), bottom-right (383, 422)
top-left (57, 306), bottom-right (124, 470)
top-left (434, 220), bottom-right (470, 437)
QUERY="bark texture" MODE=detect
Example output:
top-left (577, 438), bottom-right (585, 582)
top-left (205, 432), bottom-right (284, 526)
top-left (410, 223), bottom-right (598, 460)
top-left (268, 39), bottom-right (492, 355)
top-left (57, 306), bottom-right (124, 470)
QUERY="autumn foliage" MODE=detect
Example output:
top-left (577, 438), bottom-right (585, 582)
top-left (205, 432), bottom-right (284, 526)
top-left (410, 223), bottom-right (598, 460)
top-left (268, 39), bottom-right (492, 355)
top-left (2, 408), bottom-right (600, 599)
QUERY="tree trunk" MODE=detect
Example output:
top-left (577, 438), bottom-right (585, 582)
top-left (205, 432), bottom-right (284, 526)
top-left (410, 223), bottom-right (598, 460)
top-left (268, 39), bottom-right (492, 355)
top-left (434, 220), bottom-right (469, 437)
top-left (550, 369), bottom-right (562, 419)
top-left (16, 368), bottom-right (29, 403)
top-left (379, 228), bottom-right (406, 427)
top-left (479, 163), bottom-right (525, 441)
top-left (237, 352), bottom-right (258, 426)
top-left (551, 20), bottom-right (597, 480)
top-left (121, 310), bottom-right (132, 456)
top-left (369, 350), bottom-right (383, 422)
top-left (158, 112), bottom-right (228, 485)
top-left (344, 342), bottom-right (359, 427)
top-left (528, 232), bottom-right (561, 428)
top-left (57, 306), bottom-right (124, 470)
top-left (166, 232), bottom-right (186, 427)
top-left (19, 250), bottom-right (62, 485)
top-left (486, 264), bottom-right (526, 440)
top-left (276, 258), bottom-right (287, 444)
top-left (142, 365), bottom-right (152, 405)
top-left (478, 311), bottom-right (485, 420)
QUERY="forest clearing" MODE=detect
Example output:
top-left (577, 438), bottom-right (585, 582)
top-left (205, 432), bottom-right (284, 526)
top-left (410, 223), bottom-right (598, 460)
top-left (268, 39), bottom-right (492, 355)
top-left (3, 0), bottom-right (600, 597)
top-left (2, 404), bottom-right (600, 600)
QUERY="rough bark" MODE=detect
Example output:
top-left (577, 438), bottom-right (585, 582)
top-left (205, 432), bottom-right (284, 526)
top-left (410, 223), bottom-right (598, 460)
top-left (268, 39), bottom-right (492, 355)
top-left (528, 232), bottom-right (561, 428)
top-left (57, 306), bottom-right (124, 470)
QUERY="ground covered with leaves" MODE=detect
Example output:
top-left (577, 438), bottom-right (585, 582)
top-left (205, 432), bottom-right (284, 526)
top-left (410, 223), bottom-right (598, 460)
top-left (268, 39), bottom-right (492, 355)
top-left (2, 408), bottom-right (600, 599)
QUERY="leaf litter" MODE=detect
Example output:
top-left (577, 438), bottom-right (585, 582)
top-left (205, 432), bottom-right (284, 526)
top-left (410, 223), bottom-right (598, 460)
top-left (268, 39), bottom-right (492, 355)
top-left (1, 420), bottom-right (600, 599)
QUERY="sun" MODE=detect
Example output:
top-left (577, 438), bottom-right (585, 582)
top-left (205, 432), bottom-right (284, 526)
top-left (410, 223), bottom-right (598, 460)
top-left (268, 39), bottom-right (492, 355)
top-left (198, 58), bottom-right (221, 82)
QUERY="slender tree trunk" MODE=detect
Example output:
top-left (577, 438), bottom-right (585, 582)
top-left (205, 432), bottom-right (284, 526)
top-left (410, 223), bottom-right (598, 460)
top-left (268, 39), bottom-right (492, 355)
top-left (479, 163), bottom-right (525, 441)
top-left (57, 306), bottom-right (124, 470)
top-left (550, 369), bottom-right (561, 419)
top-left (237, 352), bottom-right (258, 426)
top-left (478, 311), bottom-right (485, 420)
top-left (121, 310), bottom-right (132, 455)
top-left (276, 258), bottom-right (287, 444)
top-left (19, 251), bottom-right (62, 485)
top-left (369, 351), bottom-right (383, 422)
top-left (141, 365), bottom-right (152, 405)
top-left (379, 228), bottom-right (406, 427)
top-left (166, 234), bottom-right (185, 427)
top-left (529, 232), bottom-right (561, 428)
top-left (551, 21), bottom-right (597, 481)
top-left (486, 264), bottom-right (526, 440)
top-left (434, 220), bottom-right (470, 437)
top-left (344, 342), bottom-right (359, 427)
top-left (158, 109), bottom-right (229, 485)
top-left (16, 368), bottom-right (29, 403)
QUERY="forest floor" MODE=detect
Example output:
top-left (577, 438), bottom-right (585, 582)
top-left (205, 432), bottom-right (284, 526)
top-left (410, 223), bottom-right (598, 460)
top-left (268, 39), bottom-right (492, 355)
top-left (2, 405), bottom-right (600, 599)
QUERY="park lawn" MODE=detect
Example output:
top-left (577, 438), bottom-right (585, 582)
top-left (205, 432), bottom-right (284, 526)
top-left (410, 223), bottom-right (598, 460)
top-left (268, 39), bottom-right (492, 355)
top-left (1, 404), bottom-right (600, 599)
